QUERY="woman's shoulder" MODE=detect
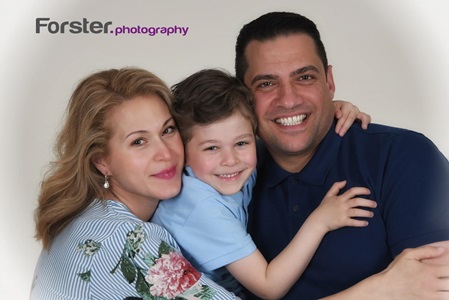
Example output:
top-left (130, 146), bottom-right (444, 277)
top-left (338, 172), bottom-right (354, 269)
top-left (68, 200), bottom-right (176, 245)
top-left (32, 200), bottom-right (187, 299)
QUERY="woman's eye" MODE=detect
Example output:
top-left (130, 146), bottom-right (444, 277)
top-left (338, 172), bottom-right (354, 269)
top-left (163, 125), bottom-right (176, 135)
top-left (131, 138), bottom-right (145, 146)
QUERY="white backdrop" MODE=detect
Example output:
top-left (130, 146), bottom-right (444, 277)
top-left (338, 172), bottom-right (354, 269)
top-left (1, 1), bottom-right (448, 298)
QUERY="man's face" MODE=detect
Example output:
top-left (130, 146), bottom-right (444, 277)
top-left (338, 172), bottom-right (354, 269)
top-left (243, 33), bottom-right (336, 172)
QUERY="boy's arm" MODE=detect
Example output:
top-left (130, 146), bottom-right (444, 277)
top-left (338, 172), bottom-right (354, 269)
top-left (227, 216), bottom-right (329, 299)
top-left (227, 182), bottom-right (376, 299)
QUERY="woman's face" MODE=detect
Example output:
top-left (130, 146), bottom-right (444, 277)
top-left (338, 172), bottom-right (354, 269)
top-left (97, 94), bottom-right (184, 206)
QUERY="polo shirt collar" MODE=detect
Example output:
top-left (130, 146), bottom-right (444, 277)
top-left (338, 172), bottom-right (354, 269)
top-left (257, 120), bottom-right (342, 188)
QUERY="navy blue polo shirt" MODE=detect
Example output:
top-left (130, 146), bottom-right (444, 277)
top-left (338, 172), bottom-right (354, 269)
top-left (247, 121), bottom-right (449, 300)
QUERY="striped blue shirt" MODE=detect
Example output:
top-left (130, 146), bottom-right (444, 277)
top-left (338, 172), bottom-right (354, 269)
top-left (31, 199), bottom-right (238, 300)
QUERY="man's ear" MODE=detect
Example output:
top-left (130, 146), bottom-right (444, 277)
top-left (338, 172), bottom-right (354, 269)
top-left (326, 65), bottom-right (336, 98)
top-left (92, 155), bottom-right (109, 176)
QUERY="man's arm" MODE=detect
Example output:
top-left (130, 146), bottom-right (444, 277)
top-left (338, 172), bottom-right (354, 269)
top-left (325, 129), bottom-right (449, 300)
top-left (321, 241), bottom-right (449, 300)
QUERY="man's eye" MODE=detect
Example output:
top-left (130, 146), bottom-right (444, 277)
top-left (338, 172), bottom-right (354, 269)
top-left (258, 81), bottom-right (273, 88)
top-left (299, 75), bottom-right (314, 80)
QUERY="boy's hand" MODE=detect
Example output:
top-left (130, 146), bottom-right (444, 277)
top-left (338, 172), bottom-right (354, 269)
top-left (311, 181), bottom-right (376, 233)
top-left (333, 100), bottom-right (371, 136)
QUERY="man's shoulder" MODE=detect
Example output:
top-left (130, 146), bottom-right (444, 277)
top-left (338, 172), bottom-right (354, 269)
top-left (345, 123), bottom-right (447, 164)
top-left (350, 122), bottom-right (421, 136)
top-left (347, 123), bottom-right (429, 145)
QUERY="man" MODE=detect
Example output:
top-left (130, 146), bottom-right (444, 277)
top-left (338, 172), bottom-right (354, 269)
top-left (235, 11), bottom-right (449, 299)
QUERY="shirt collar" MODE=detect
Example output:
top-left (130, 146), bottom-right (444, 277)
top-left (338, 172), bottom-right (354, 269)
top-left (185, 166), bottom-right (195, 177)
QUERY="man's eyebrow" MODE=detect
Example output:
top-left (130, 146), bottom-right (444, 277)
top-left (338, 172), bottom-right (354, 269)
top-left (250, 66), bottom-right (320, 86)
top-left (250, 74), bottom-right (278, 86)
top-left (291, 65), bottom-right (320, 76)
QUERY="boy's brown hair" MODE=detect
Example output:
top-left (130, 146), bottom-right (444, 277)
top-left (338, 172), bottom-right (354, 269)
top-left (171, 69), bottom-right (257, 144)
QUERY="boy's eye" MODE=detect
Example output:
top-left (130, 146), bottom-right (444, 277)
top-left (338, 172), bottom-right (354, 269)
top-left (204, 146), bottom-right (218, 151)
top-left (235, 141), bottom-right (248, 147)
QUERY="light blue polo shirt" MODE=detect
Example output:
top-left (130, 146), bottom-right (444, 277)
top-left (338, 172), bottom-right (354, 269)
top-left (152, 166), bottom-right (257, 294)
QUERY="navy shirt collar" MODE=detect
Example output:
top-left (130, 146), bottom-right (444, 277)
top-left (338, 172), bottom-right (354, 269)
top-left (257, 120), bottom-right (342, 187)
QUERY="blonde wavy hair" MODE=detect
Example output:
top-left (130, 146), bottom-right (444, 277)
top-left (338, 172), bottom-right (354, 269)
top-left (34, 67), bottom-right (173, 249)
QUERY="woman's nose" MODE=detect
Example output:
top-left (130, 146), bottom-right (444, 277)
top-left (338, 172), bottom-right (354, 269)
top-left (153, 139), bottom-right (173, 161)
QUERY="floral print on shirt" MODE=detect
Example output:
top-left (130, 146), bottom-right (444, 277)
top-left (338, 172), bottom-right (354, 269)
top-left (77, 223), bottom-right (215, 300)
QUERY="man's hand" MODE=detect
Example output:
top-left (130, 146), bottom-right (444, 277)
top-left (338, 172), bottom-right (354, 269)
top-left (376, 243), bottom-right (449, 300)
top-left (422, 241), bottom-right (449, 265)
top-left (321, 242), bottom-right (449, 300)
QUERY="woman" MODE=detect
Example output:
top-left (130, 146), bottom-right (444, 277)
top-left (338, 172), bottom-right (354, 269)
top-left (31, 67), bottom-right (238, 299)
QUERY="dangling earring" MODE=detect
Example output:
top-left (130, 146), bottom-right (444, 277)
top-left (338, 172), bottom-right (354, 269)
top-left (103, 175), bottom-right (110, 189)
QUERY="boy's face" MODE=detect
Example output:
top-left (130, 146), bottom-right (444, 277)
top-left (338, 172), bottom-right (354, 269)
top-left (185, 111), bottom-right (257, 195)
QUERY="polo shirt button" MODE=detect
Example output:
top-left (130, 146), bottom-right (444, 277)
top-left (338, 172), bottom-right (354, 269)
top-left (292, 178), bottom-right (299, 185)
top-left (293, 205), bottom-right (300, 212)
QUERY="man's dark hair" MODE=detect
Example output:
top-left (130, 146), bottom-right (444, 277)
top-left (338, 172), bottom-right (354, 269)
top-left (235, 11), bottom-right (328, 82)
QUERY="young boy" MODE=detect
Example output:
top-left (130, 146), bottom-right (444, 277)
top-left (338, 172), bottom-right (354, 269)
top-left (152, 69), bottom-right (376, 299)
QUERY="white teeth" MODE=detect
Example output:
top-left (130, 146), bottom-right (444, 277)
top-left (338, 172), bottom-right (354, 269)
top-left (218, 172), bottom-right (239, 178)
top-left (275, 114), bottom-right (306, 126)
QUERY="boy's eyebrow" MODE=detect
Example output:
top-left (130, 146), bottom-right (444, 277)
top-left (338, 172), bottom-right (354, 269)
top-left (198, 133), bottom-right (255, 146)
top-left (236, 133), bottom-right (255, 139)
top-left (198, 139), bottom-right (218, 146)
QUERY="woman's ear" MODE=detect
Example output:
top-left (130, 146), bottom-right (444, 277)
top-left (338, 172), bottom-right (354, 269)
top-left (92, 155), bottom-right (109, 176)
